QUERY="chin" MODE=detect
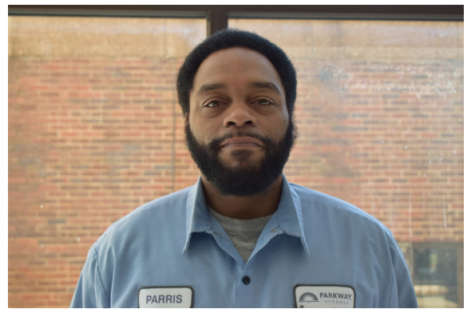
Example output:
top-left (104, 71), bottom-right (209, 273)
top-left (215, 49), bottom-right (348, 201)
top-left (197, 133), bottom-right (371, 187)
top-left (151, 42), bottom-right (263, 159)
top-left (221, 153), bottom-right (263, 167)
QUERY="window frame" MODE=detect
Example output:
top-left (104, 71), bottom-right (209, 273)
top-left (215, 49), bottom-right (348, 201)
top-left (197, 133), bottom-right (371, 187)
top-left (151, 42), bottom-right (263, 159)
top-left (8, 5), bottom-right (463, 36)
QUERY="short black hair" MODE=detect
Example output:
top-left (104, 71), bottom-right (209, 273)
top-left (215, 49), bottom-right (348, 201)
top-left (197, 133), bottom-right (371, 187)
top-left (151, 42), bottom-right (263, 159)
top-left (176, 28), bottom-right (297, 119)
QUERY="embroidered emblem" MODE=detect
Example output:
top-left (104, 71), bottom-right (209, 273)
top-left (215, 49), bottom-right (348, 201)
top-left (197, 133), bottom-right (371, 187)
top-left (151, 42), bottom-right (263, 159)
top-left (294, 285), bottom-right (355, 308)
top-left (299, 292), bottom-right (319, 303)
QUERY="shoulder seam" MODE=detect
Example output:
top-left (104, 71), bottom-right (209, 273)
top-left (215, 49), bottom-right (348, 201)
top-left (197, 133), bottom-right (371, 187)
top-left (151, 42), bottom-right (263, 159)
top-left (385, 231), bottom-right (400, 307)
top-left (299, 195), bottom-right (369, 215)
top-left (93, 244), bottom-right (111, 306)
top-left (387, 259), bottom-right (396, 307)
top-left (298, 195), bottom-right (392, 233)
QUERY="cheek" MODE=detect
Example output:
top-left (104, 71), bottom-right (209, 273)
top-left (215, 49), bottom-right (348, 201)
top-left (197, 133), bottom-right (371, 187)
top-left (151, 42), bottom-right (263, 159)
top-left (268, 104), bottom-right (290, 137)
top-left (266, 117), bottom-right (289, 139)
top-left (189, 118), bottom-right (218, 143)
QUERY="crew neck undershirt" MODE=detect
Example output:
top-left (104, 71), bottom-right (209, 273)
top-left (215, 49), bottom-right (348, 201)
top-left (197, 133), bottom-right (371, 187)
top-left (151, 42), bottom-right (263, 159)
top-left (208, 206), bottom-right (273, 263)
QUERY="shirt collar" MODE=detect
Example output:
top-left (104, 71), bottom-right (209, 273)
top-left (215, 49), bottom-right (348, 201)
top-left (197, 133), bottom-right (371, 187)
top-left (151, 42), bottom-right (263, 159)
top-left (182, 175), bottom-right (310, 256)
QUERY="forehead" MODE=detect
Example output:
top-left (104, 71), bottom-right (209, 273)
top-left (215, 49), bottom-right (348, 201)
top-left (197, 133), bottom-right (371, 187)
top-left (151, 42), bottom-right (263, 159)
top-left (192, 47), bottom-right (283, 89)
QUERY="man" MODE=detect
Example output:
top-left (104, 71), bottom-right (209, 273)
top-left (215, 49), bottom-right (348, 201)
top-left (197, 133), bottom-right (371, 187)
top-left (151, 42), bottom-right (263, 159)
top-left (70, 29), bottom-right (418, 308)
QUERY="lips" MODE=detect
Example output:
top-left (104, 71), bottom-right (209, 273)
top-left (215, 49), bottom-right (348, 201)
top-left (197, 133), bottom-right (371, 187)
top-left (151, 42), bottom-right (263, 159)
top-left (220, 136), bottom-right (263, 148)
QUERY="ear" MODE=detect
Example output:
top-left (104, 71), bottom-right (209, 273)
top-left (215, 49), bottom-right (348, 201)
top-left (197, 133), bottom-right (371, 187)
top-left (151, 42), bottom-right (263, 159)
top-left (184, 112), bottom-right (189, 126)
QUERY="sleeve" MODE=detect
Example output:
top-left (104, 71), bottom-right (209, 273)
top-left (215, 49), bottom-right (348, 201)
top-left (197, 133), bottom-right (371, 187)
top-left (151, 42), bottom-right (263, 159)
top-left (70, 242), bottom-right (111, 308)
top-left (388, 238), bottom-right (419, 308)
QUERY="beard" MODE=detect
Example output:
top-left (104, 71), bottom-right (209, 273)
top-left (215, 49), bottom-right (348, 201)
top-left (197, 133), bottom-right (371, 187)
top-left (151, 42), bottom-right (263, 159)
top-left (185, 119), bottom-right (297, 197)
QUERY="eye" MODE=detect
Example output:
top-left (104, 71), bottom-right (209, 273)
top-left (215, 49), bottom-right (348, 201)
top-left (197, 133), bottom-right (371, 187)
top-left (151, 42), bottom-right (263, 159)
top-left (204, 100), bottom-right (222, 108)
top-left (256, 99), bottom-right (273, 106)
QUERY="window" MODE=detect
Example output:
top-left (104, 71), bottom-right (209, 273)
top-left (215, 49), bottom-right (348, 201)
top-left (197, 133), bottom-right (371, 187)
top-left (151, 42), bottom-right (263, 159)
top-left (9, 6), bottom-right (463, 308)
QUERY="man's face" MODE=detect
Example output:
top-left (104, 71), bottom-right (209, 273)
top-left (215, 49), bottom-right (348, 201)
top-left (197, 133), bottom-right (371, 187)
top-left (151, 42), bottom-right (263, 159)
top-left (185, 47), bottom-right (296, 196)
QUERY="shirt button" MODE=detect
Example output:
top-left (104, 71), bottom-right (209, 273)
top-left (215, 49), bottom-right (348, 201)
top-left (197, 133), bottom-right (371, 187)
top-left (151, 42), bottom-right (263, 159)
top-left (242, 276), bottom-right (251, 285)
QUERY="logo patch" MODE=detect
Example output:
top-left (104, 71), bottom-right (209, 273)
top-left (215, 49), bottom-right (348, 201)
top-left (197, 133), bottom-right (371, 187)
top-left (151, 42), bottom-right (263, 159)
top-left (294, 285), bottom-right (355, 308)
top-left (299, 292), bottom-right (319, 303)
top-left (138, 286), bottom-right (193, 308)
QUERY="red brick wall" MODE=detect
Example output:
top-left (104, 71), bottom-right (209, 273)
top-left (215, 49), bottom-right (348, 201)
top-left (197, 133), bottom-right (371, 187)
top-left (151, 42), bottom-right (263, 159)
top-left (286, 58), bottom-right (464, 242)
top-left (8, 16), bottom-right (207, 308)
top-left (9, 17), bottom-right (463, 307)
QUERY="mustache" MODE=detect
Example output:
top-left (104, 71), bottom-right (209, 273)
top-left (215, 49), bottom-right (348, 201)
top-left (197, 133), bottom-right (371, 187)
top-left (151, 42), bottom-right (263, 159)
top-left (208, 131), bottom-right (272, 152)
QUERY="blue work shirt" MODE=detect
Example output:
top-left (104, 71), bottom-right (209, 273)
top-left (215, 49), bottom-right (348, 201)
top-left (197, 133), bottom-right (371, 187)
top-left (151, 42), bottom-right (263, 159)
top-left (70, 175), bottom-right (418, 308)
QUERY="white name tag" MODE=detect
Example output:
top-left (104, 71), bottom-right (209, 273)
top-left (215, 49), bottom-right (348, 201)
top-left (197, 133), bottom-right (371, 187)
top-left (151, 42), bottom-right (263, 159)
top-left (138, 286), bottom-right (193, 308)
top-left (294, 285), bottom-right (355, 308)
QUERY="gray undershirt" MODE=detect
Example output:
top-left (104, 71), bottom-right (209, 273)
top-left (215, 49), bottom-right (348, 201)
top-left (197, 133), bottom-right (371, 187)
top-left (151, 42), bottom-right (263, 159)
top-left (208, 207), bottom-right (272, 263)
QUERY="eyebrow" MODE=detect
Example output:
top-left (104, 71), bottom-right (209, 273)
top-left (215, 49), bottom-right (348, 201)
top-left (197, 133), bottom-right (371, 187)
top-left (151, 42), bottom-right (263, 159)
top-left (196, 83), bottom-right (226, 95)
top-left (196, 81), bottom-right (281, 96)
top-left (249, 81), bottom-right (281, 93)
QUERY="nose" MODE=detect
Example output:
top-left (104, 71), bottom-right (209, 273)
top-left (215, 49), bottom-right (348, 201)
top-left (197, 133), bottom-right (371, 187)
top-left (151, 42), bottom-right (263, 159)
top-left (222, 102), bottom-right (256, 128)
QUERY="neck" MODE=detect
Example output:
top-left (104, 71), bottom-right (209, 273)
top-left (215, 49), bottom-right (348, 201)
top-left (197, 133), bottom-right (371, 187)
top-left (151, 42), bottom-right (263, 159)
top-left (201, 174), bottom-right (283, 219)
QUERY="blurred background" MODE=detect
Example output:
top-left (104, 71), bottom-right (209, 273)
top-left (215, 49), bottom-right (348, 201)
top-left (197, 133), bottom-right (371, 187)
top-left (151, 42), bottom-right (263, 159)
top-left (8, 5), bottom-right (463, 308)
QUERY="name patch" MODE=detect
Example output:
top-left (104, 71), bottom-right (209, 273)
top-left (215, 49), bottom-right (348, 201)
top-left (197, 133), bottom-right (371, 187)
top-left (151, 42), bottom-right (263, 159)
top-left (294, 285), bottom-right (355, 308)
top-left (138, 286), bottom-right (193, 308)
